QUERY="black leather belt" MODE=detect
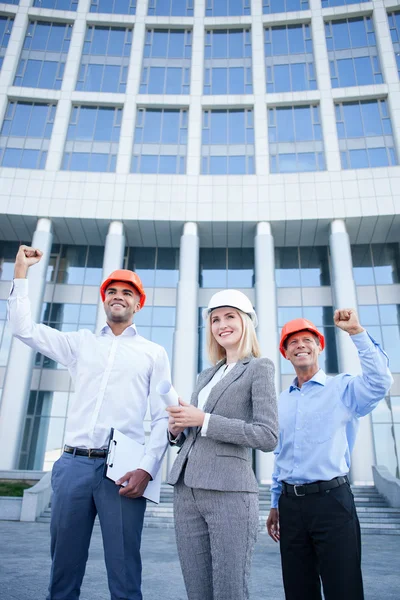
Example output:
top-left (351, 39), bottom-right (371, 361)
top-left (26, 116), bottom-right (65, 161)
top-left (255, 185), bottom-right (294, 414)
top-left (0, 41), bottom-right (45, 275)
top-left (64, 445), bottom-right (108, 458)
top-left (282, 476), bottom-right (348, 497)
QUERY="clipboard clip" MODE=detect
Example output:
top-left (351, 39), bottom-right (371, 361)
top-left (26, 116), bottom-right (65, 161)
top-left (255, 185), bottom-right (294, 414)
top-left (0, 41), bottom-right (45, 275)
top-left (107, 439), bottom-right (117, 468)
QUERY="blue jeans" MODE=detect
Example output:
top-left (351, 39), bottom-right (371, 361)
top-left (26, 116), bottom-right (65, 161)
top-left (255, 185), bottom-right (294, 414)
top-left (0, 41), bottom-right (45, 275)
top-left (47, 452), bottom-right (146, 600)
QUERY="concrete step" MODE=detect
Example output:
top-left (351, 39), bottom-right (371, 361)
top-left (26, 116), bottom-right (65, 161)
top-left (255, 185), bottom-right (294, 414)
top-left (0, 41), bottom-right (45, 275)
top-left (37, 485), bottom-right (400, 535)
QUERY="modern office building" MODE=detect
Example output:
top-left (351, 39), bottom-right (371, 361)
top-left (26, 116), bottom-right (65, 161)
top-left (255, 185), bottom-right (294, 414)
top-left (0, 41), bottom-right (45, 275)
top-left (0, 0), bottom-right (399, 484)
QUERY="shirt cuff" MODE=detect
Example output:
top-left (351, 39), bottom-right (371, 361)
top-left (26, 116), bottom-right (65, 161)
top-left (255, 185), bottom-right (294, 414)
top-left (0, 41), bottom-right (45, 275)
top-left (139, 454), bottom-right (157, 480)
top-left (271, 491), bottom-right (281, 509)
top-left (10, 278), bottom-right (29, 297)
top-left (201, 413), bottom-right (211, 437)
top-left (168, 430), bottom-right (179, 444)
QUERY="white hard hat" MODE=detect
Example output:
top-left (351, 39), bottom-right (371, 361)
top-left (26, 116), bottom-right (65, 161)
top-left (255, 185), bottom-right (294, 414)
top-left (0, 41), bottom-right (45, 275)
top-left (202, 289), bottom-right (258, 328)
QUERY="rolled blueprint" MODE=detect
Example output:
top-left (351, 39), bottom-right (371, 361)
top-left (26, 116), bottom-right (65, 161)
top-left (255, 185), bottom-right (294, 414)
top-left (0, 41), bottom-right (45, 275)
top-left (156, 380), bottom-right (180, 407)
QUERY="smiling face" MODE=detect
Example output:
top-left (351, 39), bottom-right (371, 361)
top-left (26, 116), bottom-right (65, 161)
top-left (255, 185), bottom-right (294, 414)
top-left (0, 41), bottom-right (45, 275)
top-left (284, 329), bottom-right (322, 372)
top-left (210, 307), bottom-right (243, 352)
top-left (103, 281), bottom-right (141, 324)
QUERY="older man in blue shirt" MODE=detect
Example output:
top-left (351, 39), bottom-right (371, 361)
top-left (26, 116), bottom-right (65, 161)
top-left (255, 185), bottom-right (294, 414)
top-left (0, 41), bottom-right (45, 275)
top-left (266, 308), bottom-right (392, 600)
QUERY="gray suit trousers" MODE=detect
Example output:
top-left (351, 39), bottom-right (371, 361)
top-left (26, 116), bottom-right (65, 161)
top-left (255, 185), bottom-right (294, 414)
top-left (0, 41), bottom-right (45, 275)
top-left (174, 477), bottom-right (259, 600)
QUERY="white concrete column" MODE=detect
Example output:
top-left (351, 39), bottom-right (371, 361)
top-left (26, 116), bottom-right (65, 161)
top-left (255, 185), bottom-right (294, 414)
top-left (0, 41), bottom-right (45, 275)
top-left (168, 222), bottom-right (199, 470)
top-left (0, 218), bottom-right (52, 470)
top-left (373, 1), bottom-right (400, 164)
top-left (329, 219), bottom-right (375, 484)
top-left (254, 222), bottom-right (280, 483)
top-left (186, 0), bottom-right (204, 176)
top-left (95, 221), bottom-right (125, 332)
top-left (310, 0), bottom-right (342, 172)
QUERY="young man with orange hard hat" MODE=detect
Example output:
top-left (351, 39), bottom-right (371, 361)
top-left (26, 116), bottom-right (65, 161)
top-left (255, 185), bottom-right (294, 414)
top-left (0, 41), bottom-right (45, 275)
top-left (266, 309), bottom-right (392, 600)
top-left (8, 245), bottom-right (171, 600)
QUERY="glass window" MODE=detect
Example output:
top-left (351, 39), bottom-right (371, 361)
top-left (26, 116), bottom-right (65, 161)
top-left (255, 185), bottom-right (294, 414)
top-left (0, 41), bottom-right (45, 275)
top-left (335, 100), bottom-right (397, 169)
top-left (33, 0), bottom-right (78, 9)
top-left (141, 29), bottom-right (191, 95)
top-left (269, 105), bottom-right (325, 173)
top-left (204, 29), bottom-right (252, 95)
top-left (14, 21), bottom-right (72, 90)
top-left (0, 101), bottom-right (56, 169)
top-left (265, 24), bottom-right (316, 93)
top-left (351, 245), bottom-right (374, 285)
top-left (63, 105), bottom-right (122, 172)
top-left (2, 0), bottom-right (19, 4)
top-left (202, 109), bottom-right (255, 174)
top-left (279, 306), bottom-right (338, 375)
top-left (148, 0), bottom-right (193, 16)
top-left (125, 247), bottom-right (179, 288)
top-left (358, 303), bottom-right (400, 372)
top-left (372, 243), bottom-right (400, 285)
top-left (275, 247), bottom-right (330, 287)
top-left (0, 15), bottom-right (13, 72)
top-left (135, 305), bottom-right (176, 361)
top-left (206, 0), bottom-right (250, 17)
top-left (275, 248), bottom-right (300, 287)
top-left (326, 17), bottom-right (383, 89)
top-left (132, 108), bottom-right (187, 174)
top-left (322, 0), bottom-right (369, 6)
top-left (199, 248), bottom-right (254, 288)
top-left (18, 391), bottom-right (71, 471)
top-left (263, 0), bottom-right (309, 14)
top-left (0, 241), bottom-right (24, 280)
top-left (388, 12), bottom-right (400, 80)
top-left (76, 26), bottom-right (132, 93)
top-left (90, 0), bottom-right (136, 14)
top-left (47, 245), bottom-right (104, 286)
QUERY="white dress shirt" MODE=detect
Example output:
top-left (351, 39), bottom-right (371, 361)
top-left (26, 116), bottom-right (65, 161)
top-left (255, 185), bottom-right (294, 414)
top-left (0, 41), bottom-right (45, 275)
top-left (197, 362), bottom-right (236, 436)
top-left (8, 279), bottom-right (171, 479)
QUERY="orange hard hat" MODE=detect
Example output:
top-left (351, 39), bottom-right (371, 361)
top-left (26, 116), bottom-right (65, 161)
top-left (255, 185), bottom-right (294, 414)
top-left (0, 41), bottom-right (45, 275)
top-left (100, 269), bottom-right (146, 307)
top-left (279, 318), bottom-right (325, 357)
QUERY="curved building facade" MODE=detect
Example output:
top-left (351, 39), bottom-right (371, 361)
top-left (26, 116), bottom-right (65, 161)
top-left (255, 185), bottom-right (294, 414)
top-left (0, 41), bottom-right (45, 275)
top-left (0, 0), bottom-right (399, 483)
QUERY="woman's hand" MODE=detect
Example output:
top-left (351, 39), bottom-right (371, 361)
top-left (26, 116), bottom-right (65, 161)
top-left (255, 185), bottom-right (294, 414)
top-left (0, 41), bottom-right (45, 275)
top-left (168, 415), bottom-right (186, 438)
top-left (167, 398), bottom-right (205, 428)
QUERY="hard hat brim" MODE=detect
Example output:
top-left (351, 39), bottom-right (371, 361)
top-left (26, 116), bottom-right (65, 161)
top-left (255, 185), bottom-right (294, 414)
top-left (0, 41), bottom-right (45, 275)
top-left (202, 305), bottom-right (258, 328)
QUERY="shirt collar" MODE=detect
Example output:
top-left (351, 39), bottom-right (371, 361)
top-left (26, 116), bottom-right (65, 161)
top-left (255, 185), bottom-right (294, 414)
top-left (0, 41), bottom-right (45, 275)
top-left (289, 368), bottom-right (327, 392)
top-left (100, 323), bottom-right (137, 337)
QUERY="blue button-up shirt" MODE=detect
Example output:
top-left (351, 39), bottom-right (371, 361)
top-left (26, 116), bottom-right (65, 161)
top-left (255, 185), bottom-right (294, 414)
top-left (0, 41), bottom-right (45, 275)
top-left (271, 331), bottom-right (393, 508)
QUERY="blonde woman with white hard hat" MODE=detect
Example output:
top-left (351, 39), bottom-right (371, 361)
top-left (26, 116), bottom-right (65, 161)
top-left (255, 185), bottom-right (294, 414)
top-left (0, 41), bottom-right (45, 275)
top-left (167, 289), bottom-right (278, 600)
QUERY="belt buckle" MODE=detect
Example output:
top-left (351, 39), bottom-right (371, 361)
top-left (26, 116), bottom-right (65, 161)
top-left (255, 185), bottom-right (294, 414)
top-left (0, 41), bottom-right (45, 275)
top-left (88, 448), bottom-right (93, 458)
top-left (294, 484), bottom-right (306, 497)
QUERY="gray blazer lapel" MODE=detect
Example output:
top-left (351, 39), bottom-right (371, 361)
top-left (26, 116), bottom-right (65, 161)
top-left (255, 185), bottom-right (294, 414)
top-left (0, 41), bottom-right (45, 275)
top-left (203, 357), bottom-right (251, 414)
top-left (191, 362), bottom-right (225, 408)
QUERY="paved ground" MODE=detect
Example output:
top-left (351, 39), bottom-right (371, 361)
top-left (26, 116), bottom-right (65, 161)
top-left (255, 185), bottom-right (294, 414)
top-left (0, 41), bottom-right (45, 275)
top-left (0, 521), bottom-right (399, 599)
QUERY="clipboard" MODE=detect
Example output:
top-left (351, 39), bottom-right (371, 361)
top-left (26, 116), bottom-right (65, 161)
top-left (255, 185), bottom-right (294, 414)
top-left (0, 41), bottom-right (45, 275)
top-left (104, 428), bottom-right (162, 504)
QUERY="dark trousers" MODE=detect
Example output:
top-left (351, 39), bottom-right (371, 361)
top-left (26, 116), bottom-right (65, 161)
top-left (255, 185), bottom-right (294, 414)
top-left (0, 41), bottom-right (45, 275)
top-left (47, 452), bottom-right (146, 600)
top-left (279, 482), bottom-right (364, 600)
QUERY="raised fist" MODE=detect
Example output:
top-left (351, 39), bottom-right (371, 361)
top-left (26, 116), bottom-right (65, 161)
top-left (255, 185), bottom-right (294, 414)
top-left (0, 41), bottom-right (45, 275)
top-left (14, 245), bottom-right (43, 278)
top-left (333, 308), bottom-right (364, 336)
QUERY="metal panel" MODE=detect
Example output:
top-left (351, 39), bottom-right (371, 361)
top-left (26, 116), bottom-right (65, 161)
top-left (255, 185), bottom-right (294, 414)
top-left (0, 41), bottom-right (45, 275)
top-left (301, 287), bottom-right (333, 306)
top-left (277, 288), bottom-right (302, 306)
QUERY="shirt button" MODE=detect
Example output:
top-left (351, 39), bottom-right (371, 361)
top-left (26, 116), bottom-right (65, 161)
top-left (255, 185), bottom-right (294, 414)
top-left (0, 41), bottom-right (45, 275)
top-left (296, 427), bottom-right (301, 430)
top-left (301, 393), bottom-right (304, 396)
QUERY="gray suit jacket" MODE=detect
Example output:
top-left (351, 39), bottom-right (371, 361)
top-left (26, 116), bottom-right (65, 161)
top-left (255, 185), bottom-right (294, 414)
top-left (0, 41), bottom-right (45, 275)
top-left (167, 356), bottom-right (278, 492)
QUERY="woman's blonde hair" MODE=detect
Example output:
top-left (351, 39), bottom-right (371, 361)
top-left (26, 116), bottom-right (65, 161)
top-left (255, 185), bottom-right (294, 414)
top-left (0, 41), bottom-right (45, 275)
top-left (206, 309), bottom-right (261, 365)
